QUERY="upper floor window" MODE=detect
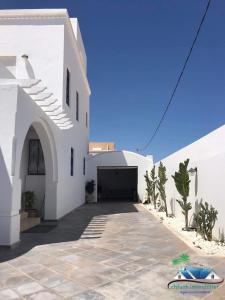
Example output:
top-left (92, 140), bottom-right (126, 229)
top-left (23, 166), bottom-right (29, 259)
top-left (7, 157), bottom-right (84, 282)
top-left (76, 91), bottom-right (79, 121)
top-left (28, 140), bottom-right (45, 175)
top-left (86, 112), bottom-right (88, 127)
top-left (66, 68), bottom-right (70, 106)
top-left (70, 147), bottom-right (74, 176)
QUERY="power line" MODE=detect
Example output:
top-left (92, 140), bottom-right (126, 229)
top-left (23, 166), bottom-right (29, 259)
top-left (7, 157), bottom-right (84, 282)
top-left (139, 0), bottom-right (212, 152)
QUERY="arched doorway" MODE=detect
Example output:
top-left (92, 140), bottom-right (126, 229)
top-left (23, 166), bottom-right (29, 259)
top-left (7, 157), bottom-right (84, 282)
top-left (19, 121), bottom-right (57, 233)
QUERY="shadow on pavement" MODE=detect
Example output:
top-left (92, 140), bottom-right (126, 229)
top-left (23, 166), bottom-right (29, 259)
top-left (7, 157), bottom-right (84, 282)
top-left (0, 202), bottom-right (138, 262)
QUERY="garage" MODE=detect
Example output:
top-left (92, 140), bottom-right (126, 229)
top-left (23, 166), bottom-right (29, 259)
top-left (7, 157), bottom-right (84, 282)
top-left (87, 150), bottom-right (153, 203)
top-left (97, 167), bottom-right (138, 202)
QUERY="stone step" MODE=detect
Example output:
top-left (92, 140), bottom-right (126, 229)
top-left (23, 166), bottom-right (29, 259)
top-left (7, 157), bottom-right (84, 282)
top-left (32, 93), bottom-right (53, 101)
top-left (24, 86), bottom-right (47, 95)
top-left (50, 113), bottom-right (67, 120)
top-left (36, 99), bottom-right (57, 106)
top-left (42, 104), bottom-right (61, 112)
top-left (20, 211), bottom-right (28, 220)
top-left (53, 117), bottom-right (70, 124)
top-left (45, 108), bottom-right (64, 116)
top-left (60, 124), bottom-right (74, 130)
top-left (19, 79), bottom-right (41, 88)
top-left (20, 217), bottom-right (41, 232)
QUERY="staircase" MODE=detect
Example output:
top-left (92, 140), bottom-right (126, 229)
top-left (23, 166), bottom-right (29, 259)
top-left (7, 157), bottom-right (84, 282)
top-left (18, 79), bottom-right (73, 130)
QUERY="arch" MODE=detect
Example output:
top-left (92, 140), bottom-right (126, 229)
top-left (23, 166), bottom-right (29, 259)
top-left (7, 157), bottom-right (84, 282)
top-left (15, 118), bottom-right (58, 224)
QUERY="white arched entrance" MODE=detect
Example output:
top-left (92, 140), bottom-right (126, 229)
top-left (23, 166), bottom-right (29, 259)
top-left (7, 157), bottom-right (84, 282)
top-left (16, 119), bottom-right (58, 234)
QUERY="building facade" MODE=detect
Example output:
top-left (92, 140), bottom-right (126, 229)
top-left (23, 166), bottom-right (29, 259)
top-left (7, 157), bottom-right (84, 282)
top-left (89, 142), bottom-right (115, 152)
top-left (0, 9), bottom-right (91, 246)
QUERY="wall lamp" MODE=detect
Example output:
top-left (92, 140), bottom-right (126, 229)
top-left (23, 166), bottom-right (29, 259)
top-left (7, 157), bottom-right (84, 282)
top-left (21, 54), bottom-right (29, 59)
top-left (188, 167), bottom-right (197, 176)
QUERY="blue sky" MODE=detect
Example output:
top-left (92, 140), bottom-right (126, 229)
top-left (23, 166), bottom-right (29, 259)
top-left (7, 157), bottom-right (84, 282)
top-left (1, 1), bottom-right (225, 161)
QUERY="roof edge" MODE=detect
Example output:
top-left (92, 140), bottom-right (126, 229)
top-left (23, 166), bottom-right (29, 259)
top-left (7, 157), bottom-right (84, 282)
top-left (0, 9), bottom-right (68, 19)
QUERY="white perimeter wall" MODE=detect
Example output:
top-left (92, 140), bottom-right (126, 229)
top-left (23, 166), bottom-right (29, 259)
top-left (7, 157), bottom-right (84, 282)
top-left (87, 151), bottom-right (153, 202)
top-left (156, 124), bottom-right (225, 239)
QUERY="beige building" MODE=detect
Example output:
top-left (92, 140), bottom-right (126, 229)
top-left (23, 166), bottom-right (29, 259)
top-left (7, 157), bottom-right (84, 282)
top-left (89, 142), bottom-right (115, 152)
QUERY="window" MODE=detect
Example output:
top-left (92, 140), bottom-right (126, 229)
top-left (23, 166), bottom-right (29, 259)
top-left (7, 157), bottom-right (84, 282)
top-left (66, 68), bottom-right (70, 106)
top-left (76, 91), bottom-right (79, 121)
top-left (86, 112), bottom-right (88, 127)
top-left (83, 157), bottom-right (86, 175)
top-left (28, 140), bottom-right (45, 175)
top-left (70, 148), bottom-right (74, 176)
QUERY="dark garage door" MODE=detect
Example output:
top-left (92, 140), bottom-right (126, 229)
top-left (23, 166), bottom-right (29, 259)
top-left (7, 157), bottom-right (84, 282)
top-left (97, 167), bottom-right (138, 202)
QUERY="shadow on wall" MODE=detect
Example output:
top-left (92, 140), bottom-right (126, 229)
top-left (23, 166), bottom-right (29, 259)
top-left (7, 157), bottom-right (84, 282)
top-left (24, 59), bottom-right (35, 79)
top-left (169, 198), bottom-right (176, 216)
top-left (0, 62), bottom-right (16, 79)
top-left (0, 202), bottom-right (138, 263)
top-left (0, 148), bottom-right (12, 214)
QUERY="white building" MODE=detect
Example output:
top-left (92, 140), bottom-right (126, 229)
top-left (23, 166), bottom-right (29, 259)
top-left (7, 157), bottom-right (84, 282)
top-left (0, 9), bottom-right (90, 246)
top-left (0, 9), bottom-right (153, 247)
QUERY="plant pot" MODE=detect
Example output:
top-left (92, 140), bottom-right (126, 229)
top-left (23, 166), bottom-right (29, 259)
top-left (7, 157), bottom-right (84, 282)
top-left (27, 209), bottom-right (38, 218)
top-left (86, 193), bottom-right (94, 203)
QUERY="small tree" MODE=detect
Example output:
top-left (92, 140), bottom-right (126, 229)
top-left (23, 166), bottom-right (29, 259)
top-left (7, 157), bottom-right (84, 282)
top-left (194, 201), bottom-right (218, 241)
top-left (144, 171), bottom-right (153, 203)
top-left (150, 166), bottom-right (159, 209)
top-left (157, 162), bottom-right (168, 216)
top-left (172, 159), bottom-right (192, 230)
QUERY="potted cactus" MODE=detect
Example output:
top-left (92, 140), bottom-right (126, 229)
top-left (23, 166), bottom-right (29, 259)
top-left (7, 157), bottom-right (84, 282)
top-left (85, 180), bottom-right (95, 203)
top-left (22, 191), bottom-right (38, 217)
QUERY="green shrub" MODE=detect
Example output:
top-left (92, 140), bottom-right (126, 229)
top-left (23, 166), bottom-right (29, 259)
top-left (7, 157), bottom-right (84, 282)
top-left (150, 166), bottom-right (159, 209)
top-left (22, 191), bottom-right (35, 210)
top-left (157, 162), bottom-right (168, 216)
top-left (194, 201), bottom-right (218, 241)
top-left (172, 159), bottom-right (192, 230)
top-left (144, 171), bottom-right (153, 204)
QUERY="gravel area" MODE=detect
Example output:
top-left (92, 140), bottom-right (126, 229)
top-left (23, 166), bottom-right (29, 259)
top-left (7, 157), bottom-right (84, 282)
top-left (143, 203), bottom-right (225, 257)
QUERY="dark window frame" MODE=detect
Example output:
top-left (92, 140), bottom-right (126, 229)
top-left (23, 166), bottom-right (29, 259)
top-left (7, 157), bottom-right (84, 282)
top-left (76, 91), bottom-right (79, 121)
top-left (66, 68), bottom-right (70, 106)
top-left (70, 147), bottom-right (74, 176)
top-left (83, 157), bottom-right (86, 175)
top-left (28, 139), bottom-right (45, 175)
top-left (86, 112), bottom-right (88, 127)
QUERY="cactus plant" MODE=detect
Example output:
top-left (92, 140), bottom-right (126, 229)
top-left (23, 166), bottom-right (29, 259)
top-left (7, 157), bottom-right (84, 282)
top-left (194, 201), bottom-right (218, 241)
top-left (157, 162), bottom-right (168, 216)
top-left (144, 171), bottom-right (153, 203)
top-left (172, 159), bottom-right (192, 230)
top-left (150, 166), bottom-right (159, 209)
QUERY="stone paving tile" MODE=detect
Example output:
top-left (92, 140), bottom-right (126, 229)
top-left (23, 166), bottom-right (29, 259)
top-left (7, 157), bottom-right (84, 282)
top-left (69, 273), bottom-right (110, 289)
top-left (0, 274), bottom-right (33, 289)
top-left (70, 289), bottom-right (106, 300)
top-left (122, 289), bottom-right (149, 300)
top-left (14, 282), bottom-right (45, 296)
top-left (38, 274), bottom-right (68, 288)
top-left (50, 281), bottom-right (86, 298)
top-left (25, 290), bottom-right (61, 300)
top-left (0, 288), bottom-right (20, 299)
top-left (0, 202), bottom-right (223, 300)
top-left (95, 281), bottom-right (130, 299)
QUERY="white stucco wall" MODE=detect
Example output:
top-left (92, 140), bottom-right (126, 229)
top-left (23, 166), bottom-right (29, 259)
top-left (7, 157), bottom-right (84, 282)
top-left (0, 9), bottom-right (90, 246)
top-left (87, 151), bottom-right (153, 202)
top-left (156, 124), bottom-right (225, 239)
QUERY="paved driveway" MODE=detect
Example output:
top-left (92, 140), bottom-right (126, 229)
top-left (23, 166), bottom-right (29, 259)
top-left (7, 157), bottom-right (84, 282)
top-left (0, 203), bottom-right (224, 299)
